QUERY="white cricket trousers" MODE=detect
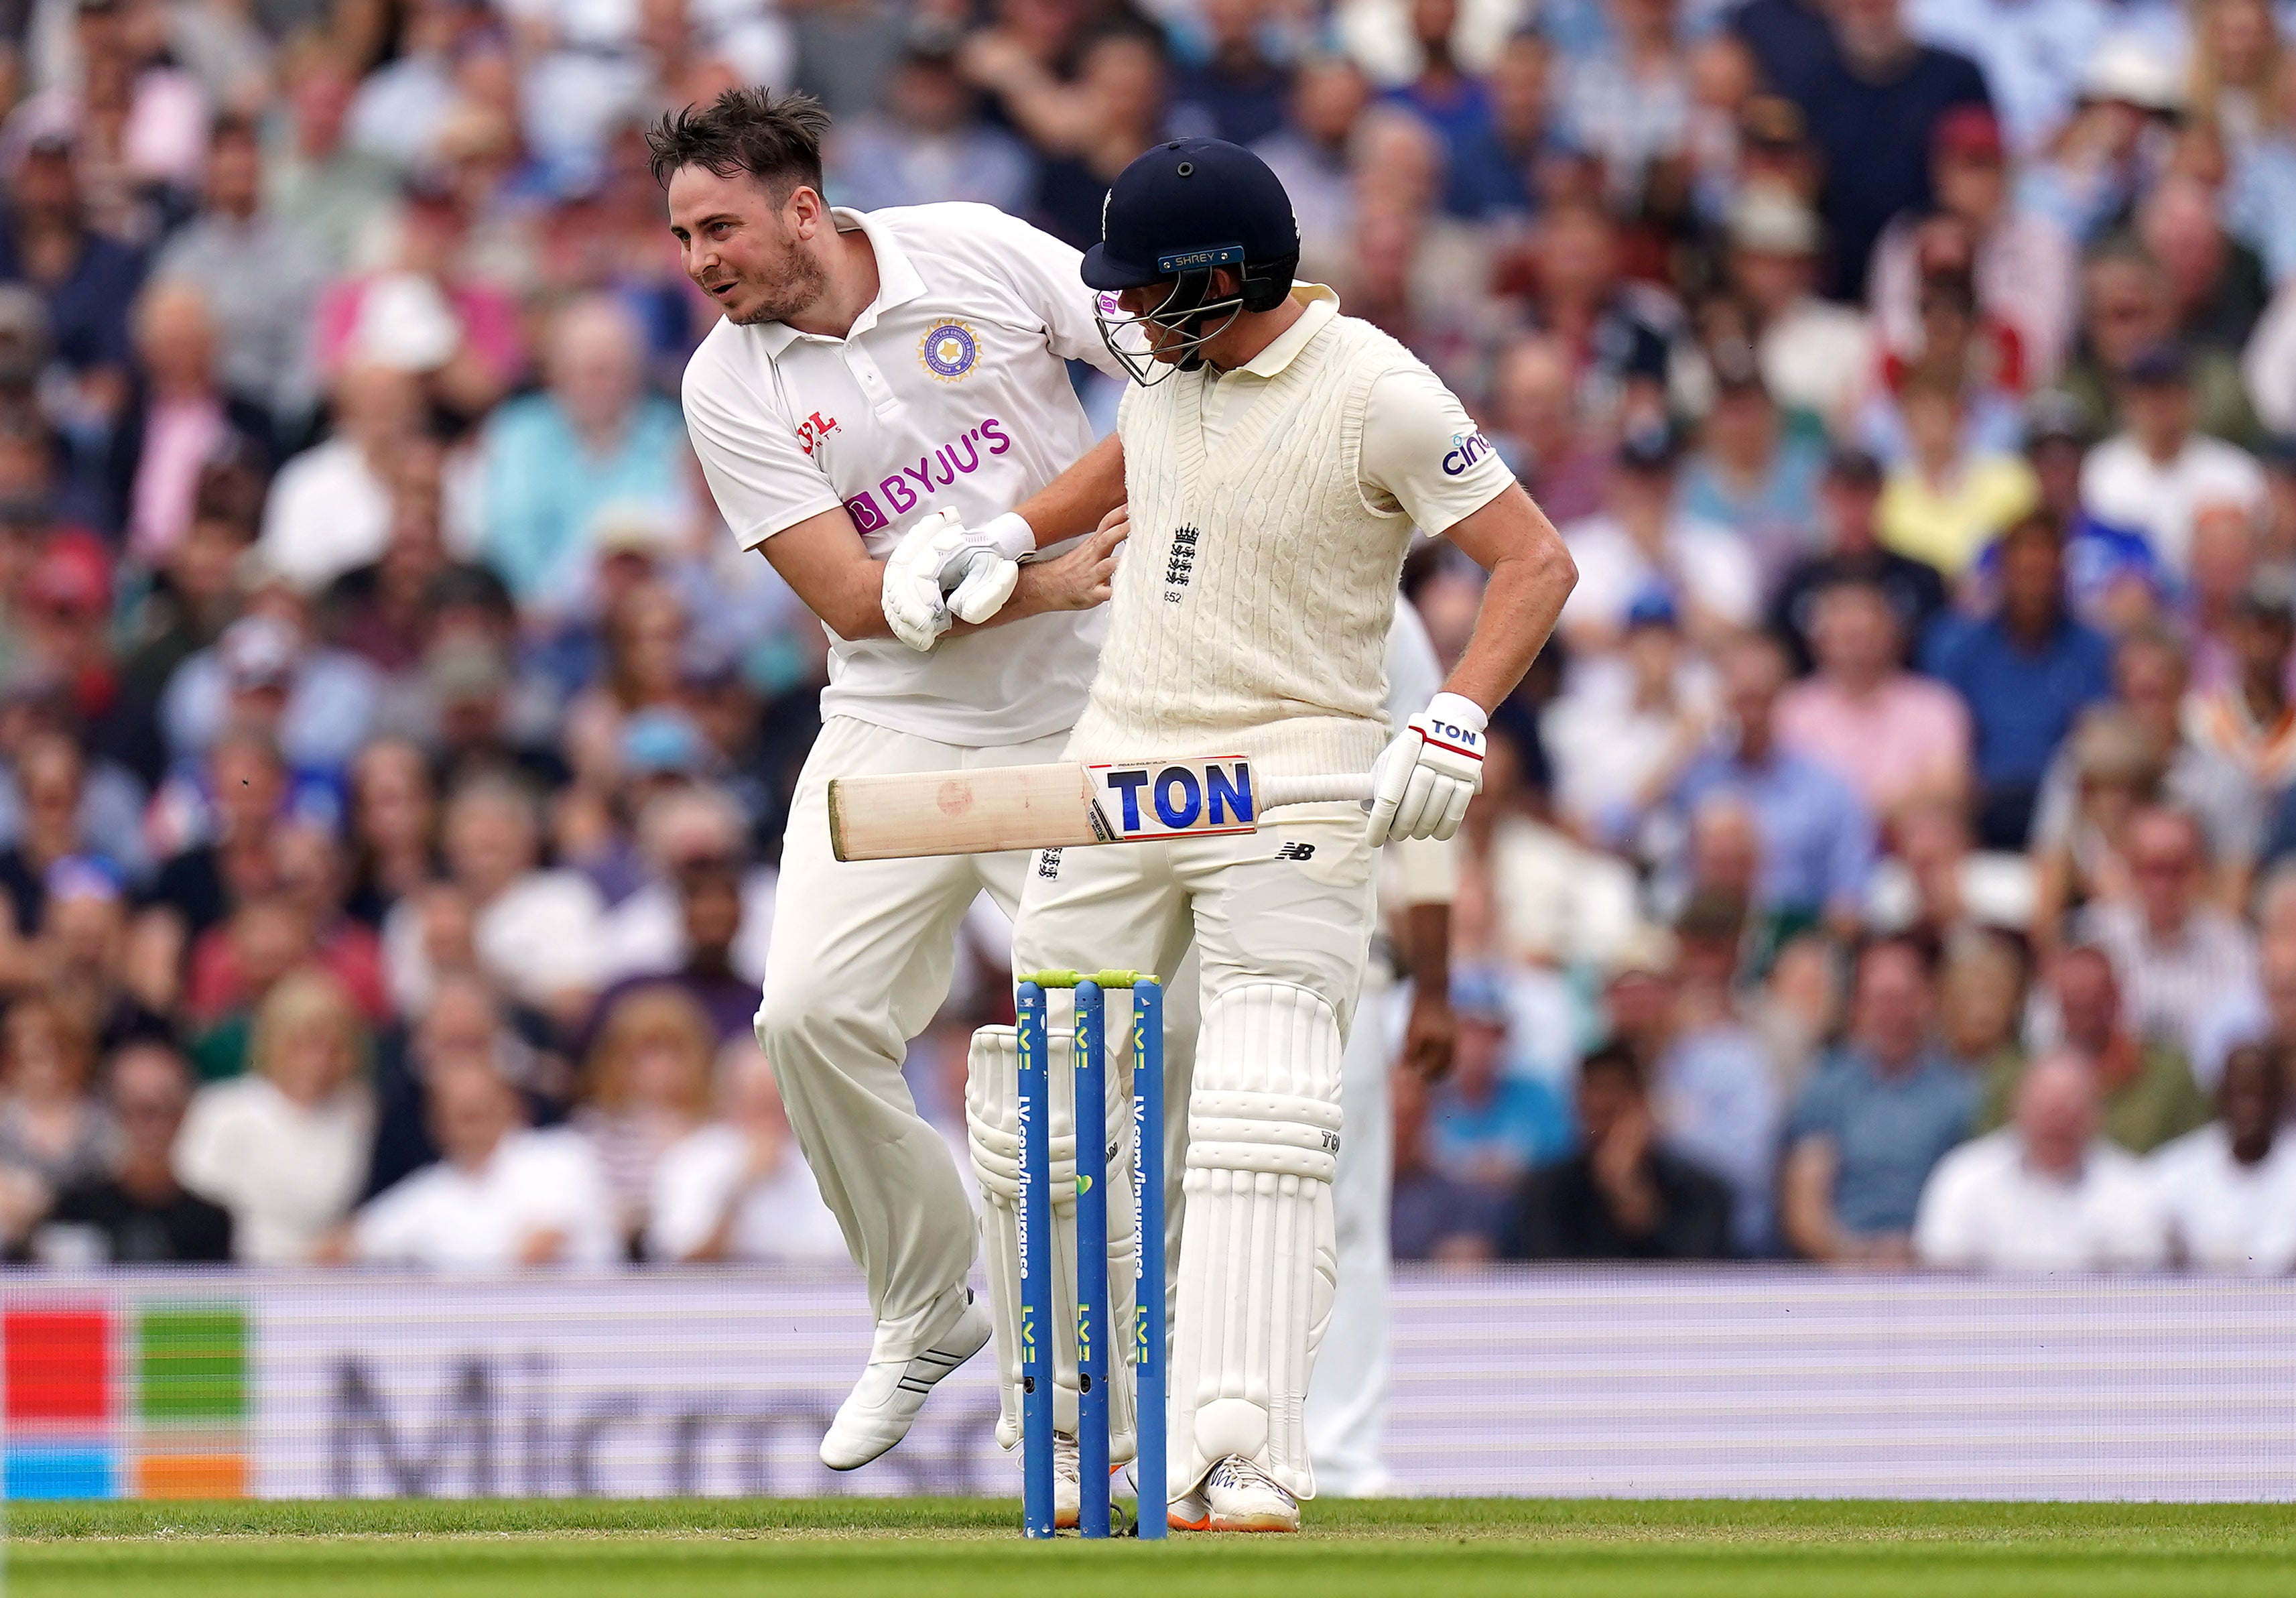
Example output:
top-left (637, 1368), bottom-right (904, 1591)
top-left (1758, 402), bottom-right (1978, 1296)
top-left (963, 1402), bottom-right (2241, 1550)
top-left (757, 715), bottom-right (1068, 1364)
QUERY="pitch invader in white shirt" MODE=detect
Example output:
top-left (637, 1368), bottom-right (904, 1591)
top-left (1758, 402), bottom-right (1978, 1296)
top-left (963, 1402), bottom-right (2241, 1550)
top-left (984, 140), bottom-right (1578, 1533)
top-left (655, 89), bottom-right (1134, 1472)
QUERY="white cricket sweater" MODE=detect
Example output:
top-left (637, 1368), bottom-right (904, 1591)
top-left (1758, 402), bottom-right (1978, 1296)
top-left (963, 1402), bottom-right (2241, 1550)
top-left (1066, 310), bottom-right (1423, 780)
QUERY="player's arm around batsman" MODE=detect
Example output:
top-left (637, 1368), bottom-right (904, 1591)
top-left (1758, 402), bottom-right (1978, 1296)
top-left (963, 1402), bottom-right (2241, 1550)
top-left (655, 87), bottom-right (1135, 1479)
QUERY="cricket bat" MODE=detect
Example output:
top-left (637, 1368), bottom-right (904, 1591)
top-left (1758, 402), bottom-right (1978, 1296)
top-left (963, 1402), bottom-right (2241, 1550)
top-left (828, 756), bottom-right (1372, 861)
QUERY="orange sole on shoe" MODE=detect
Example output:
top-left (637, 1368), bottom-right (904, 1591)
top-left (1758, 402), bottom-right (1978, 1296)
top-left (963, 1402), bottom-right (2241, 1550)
top-left (1167, 1508), bottom-right (1210, 1532)
top-left (1206, 1515), bottom-right (1300, 1534)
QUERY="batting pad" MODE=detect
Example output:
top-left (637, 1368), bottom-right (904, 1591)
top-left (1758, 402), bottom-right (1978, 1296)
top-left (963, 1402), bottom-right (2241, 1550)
top-left (1171, 983), bottom-right (1344, 1501)
top-left (966, 1024), bottom-right (1139, 1461)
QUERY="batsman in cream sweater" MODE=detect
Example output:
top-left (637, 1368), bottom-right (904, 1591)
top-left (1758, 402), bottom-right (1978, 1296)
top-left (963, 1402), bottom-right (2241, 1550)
top-left (999, 139), bottom-right (1577, 1532)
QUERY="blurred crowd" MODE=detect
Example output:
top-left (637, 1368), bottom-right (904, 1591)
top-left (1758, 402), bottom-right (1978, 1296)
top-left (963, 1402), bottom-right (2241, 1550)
top-left (4, 0), bottom-right (2296, 1275)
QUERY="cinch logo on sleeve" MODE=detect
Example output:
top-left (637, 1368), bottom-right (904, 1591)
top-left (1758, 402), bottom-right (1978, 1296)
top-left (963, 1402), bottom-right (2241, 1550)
top-left (1086, 757), bottom-right (1259, 842)
top-left (1442, 431), bottom-right (1493, 477)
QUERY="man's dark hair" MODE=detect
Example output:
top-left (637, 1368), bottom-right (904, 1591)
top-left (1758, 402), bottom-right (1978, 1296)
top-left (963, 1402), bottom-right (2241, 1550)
top-left (1852, 929), bottom-right (1942, 983)
top-left (209, 113), bottom-right (261, 149)
top-left (1577, 1040), bottom-right (1644, 1092)
top-left (1997, 508), bottom-right (2064, 558)
top-left (1813, 571), bottom-right (1893, 612)
top-left (647, 87), bottom-right (832, 200)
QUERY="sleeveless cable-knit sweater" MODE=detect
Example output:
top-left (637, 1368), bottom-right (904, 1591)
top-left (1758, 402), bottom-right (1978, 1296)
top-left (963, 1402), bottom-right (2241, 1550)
top-left (1064, 312), bottom-right (1425, 780)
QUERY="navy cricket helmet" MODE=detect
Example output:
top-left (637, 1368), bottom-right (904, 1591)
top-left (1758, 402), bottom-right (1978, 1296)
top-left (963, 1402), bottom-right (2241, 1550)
top-left (1082, 139), bottom-right (1301, 385)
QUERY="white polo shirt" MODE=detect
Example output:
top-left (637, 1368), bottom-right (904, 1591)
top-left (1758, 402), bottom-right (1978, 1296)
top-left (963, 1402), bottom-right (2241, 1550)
top-left (645, 1122), bottom-right (849, 1263)
top-left (1912, 1130), bottom-right (2167, 1272)
top-left (682, 202), bottom-right (1123, 747)
top-left (353, 1127), bottom-right (623, 1272)
top-left (2078, 432), bottom-right (2267, 577)
top-left (2147, 1123), bottom-right (2296, 1274)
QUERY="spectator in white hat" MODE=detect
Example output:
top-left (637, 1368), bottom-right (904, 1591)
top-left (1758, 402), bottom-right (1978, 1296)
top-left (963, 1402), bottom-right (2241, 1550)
top-left (1724, 184), bottom-right (1871, 427)
top-left (2019, 34), bottom-right (2189, 243)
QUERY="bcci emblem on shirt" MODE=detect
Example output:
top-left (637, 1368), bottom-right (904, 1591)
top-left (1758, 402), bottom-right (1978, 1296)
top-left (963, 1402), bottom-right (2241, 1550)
top-left (919, 320), bottom-right (979, 381)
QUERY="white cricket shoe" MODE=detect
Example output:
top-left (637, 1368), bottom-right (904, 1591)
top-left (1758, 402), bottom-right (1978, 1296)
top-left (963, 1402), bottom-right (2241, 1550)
top-left (1167, 1481), bottom-right (1211, 1533)
top-left (1054, 1433), bottom-right (1081, 1530)
top-left (1202, 1456), bottom-right (1301, 1532)
top-left (818, 1293), bottom-right (993, 1471)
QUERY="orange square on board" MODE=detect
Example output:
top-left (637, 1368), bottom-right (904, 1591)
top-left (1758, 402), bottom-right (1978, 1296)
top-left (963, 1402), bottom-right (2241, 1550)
top-left (135, 1453), bottom-right (248, 1499)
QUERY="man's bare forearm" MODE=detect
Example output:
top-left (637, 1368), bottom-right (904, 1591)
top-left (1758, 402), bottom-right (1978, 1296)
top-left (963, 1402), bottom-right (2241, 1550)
top-left (1406, 902), bottom-right (1450, 997)
top-left (944, 437), bottom-right (1127, 629)
top-left (956, 509), bottom-right (1126, 631)
top-left (1011, 434), bottom-right (1126, 547)
top-left (968, 560), bottom-right (1081, 628)
top-left (1442, 485), bottom-right (1578, 714)
top-left (1779, 1139), bottom-right (1846, 1262)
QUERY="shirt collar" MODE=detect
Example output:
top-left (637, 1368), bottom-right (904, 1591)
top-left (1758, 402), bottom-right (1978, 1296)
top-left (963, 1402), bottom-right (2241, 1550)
top-left (1224, 284), bottom-right (1340, 380)
top-left (752, 207), bottom-right (924, 357)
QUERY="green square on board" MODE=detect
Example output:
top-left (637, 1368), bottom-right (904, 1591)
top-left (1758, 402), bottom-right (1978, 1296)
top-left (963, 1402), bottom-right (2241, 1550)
top-left (137, 1304), bottom-right (247, 1423)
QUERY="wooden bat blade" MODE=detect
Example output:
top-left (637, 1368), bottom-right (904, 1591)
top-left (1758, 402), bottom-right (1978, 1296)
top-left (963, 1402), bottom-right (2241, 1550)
top-left (828, 763), bottom-right (1104, 861)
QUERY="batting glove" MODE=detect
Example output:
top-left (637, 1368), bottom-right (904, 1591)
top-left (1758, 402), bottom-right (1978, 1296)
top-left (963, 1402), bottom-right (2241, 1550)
top-left (942, 515), bottom-right (1030, 626)
top-left (1366, 691), bottom-right (1487, 847)
top-left (882, 508), bottom-right (961, 650)
top-left (881, 511), bottom-right (1035, 650)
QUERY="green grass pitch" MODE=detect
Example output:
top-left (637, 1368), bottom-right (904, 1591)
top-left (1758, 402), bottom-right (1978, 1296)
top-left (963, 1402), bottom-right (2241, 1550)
top-left (8, 1497), bottom-right (2293, 1597)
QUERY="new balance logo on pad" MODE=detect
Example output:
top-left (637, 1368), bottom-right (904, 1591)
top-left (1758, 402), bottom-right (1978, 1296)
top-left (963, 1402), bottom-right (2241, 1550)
top-left (1275, 842), bottom-right (1316, 861)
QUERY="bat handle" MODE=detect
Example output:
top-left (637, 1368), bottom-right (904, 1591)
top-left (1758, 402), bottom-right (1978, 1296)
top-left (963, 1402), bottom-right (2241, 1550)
top-left (1259, 773), bottom-right (1374, 810)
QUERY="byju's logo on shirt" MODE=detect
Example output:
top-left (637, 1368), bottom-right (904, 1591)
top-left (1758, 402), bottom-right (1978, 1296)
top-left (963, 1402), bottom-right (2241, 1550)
top-left (1442, 430), bottom-right (1493, 477)
top-left (919, 320), bottom-right (980, 381)
top-left (878, 420), bottom-right (1015, 519)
